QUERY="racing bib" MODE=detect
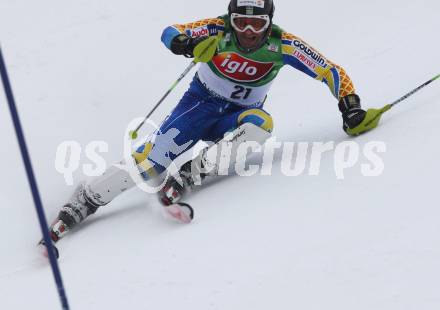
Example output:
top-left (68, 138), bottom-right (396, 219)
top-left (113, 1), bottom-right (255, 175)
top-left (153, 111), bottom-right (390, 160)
top-left (197, 63), bottom-right (273, 107)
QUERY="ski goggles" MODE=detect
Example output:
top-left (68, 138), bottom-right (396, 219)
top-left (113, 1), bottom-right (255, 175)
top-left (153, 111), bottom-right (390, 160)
top-left (230, 13), bottom-right (271, 34)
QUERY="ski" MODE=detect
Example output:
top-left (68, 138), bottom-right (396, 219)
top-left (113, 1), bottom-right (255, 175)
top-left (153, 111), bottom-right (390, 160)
top-left (163, 202), bottom-right (194, 224)
top-left (38, 238), bottom-right (60, 260)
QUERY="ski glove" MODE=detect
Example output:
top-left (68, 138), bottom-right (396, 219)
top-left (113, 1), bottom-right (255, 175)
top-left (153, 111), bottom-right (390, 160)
top-left (339, 94), bottom-right (386, 136)
top-left (170, 34), bottom-right (217, 62)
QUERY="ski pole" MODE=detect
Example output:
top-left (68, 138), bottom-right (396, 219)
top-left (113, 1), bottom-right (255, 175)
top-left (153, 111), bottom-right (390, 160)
top-left (129, 60), bottom-right (197, 140)
top-left (388, 73), bottom-right (440, 108)
top-left (361, 73), bottom-right (440, 129)
top-left (376, 73), bottom-right (440, 117)
top-left (129, 36), bottom-right (218, 140)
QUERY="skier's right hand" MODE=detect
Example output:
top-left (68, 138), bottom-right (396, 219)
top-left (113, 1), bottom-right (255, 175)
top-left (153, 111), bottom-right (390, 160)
top-left (170, 34), bottom-right (211, 59)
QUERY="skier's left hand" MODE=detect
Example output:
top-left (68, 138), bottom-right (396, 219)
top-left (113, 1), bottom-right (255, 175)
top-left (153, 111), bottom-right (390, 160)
top-left (338, 94), bottom-right (383, 136)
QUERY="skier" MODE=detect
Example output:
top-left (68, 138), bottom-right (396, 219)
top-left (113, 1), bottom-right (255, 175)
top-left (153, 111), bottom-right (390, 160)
top-left (41, 0), bottom-right (379, 252)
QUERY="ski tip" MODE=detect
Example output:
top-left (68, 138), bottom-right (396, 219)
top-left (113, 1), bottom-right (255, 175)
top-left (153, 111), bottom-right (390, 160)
top-left (163, 203), bottom-right (194, 224)
top-left (38, 239), bottom-right (60, 260)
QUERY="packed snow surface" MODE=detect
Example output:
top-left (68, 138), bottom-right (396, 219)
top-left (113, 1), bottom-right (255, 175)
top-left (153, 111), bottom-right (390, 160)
top-left (0, 1), bottom-right (439, 309)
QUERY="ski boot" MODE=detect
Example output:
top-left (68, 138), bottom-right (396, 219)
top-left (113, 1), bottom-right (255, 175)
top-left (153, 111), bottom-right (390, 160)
top-left (57, 184), bottom-right (100, 233)
top-left (38, 183), bottom-right (102, 258)
top-left (158, 161), bottom-right (199, 223)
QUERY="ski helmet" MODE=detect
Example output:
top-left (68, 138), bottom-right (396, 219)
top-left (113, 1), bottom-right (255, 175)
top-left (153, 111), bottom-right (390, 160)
top-left (228, 0), bottom-right (275, 20)
top-left (228, 0), bottom-right (275, 52)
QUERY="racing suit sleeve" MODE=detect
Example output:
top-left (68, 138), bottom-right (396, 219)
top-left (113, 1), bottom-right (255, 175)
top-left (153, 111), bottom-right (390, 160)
top-left (161, 18), bottom-right (225, 50)
top-left (281, 32), bottom-right (356, 101)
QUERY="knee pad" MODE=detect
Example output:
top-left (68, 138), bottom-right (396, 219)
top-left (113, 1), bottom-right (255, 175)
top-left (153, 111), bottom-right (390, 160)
top-left (237, 109), bottom-right (273, 133)
top-left (132, 142), bottom-right (161, 178)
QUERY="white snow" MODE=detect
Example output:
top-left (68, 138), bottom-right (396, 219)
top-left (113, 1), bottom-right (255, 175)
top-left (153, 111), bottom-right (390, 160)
top-left (1, 0), bottom-right (440, 309)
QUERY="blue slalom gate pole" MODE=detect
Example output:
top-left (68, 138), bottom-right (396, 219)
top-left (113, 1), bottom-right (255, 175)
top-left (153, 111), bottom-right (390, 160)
top-left (0, 46), bottom-right (70, 310)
